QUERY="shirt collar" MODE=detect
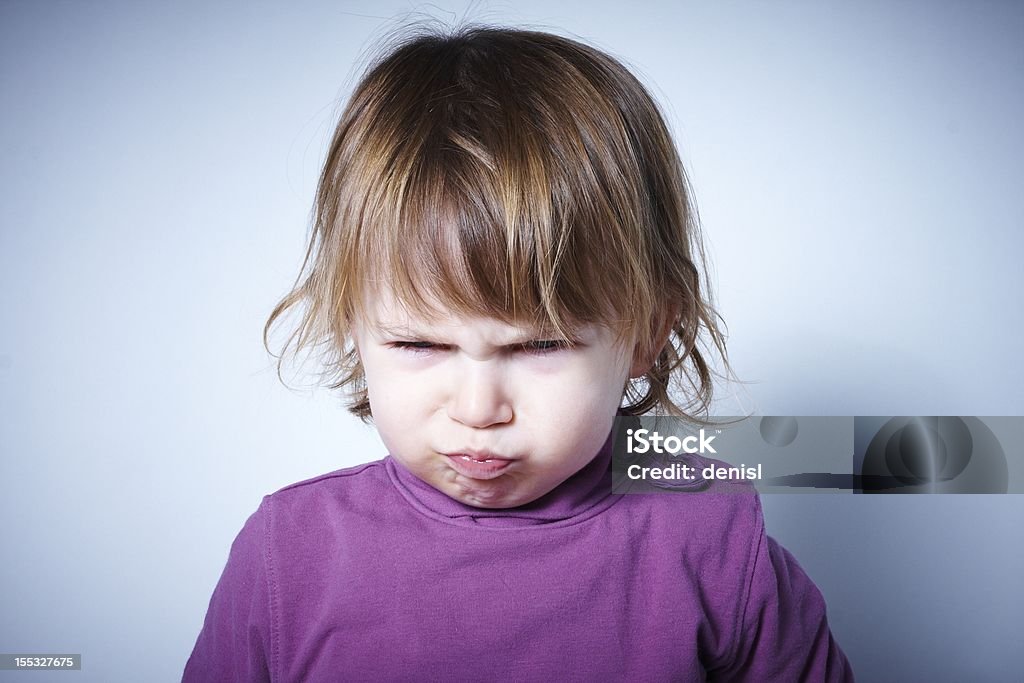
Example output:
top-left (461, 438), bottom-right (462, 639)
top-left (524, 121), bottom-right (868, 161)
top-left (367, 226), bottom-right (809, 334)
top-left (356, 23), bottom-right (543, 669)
top-left (385, 426), bottom-right (619, 528)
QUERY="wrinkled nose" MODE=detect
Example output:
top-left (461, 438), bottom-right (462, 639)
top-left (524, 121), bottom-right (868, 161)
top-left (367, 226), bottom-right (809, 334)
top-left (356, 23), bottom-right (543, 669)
top-left (446, 360), bottom-right (513, 428)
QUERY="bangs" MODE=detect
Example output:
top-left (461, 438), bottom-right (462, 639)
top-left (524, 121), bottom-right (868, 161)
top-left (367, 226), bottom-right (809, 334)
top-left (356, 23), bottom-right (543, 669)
top-left (337, 30), bottom-right (660, 346)
top-left (355, 134), bottom-right (625, 341)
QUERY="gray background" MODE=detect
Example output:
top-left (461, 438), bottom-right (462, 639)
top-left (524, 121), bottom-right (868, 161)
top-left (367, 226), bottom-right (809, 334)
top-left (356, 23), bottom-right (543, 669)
top-left (2, 1), bottom-right (1022, 680)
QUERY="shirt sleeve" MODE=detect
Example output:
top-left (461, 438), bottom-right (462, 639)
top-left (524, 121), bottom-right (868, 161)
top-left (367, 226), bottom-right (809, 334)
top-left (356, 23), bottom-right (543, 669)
top-left (710, 507), bottom-right (855, 682)
top-left (183, 497), bottom-right (273, 682)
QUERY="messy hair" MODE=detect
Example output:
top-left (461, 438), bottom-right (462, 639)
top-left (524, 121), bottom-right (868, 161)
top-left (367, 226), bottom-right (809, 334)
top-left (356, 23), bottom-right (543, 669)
top-left (264, 24), bottom-right (729, 422)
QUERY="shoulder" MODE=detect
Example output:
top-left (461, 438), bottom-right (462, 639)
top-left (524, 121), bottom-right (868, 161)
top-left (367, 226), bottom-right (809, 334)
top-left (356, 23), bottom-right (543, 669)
top-left (614, 453), bottom-right (767, 597)
top-left (619, 453), bottom-right (766, 535)
top-left (256, 458), bottom-right (393, 533)
top-left (271, 457), bottom-right (389, 499)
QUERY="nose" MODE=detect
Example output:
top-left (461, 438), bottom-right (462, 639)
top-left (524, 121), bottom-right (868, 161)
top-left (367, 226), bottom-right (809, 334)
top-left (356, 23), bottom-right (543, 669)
top-left (446, 359), bottom-right (514, 428)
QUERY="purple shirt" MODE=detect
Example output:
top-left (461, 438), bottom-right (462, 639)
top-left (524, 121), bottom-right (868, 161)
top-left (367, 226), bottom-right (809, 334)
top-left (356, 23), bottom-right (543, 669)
top-left (184, 435), bottom-right (854, 681)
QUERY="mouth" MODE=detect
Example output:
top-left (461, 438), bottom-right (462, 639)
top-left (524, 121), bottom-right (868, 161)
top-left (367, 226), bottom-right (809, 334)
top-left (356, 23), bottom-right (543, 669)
top-left (443, 452), bottom-right (515, 480)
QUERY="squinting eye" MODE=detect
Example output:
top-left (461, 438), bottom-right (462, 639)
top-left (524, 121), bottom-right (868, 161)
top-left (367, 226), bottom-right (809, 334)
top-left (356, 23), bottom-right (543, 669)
top-left (520, 339), bottom-right (571, 354)
top-left (391, 341), bottom-right (443, 354)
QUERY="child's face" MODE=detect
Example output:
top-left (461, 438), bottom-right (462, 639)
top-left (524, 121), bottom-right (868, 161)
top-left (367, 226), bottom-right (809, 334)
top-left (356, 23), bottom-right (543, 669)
top-left (353, 289), bottom-right (637, 508)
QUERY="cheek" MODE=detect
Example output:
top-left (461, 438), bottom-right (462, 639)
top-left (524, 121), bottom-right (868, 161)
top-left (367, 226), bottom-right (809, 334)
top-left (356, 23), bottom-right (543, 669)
top-left (361, 350), bottom-right (429, 424)
top-left (363, 366), bottom-right (428, 460)
top-left (577, 345), bottom-right (631, 393)
top-left (373, 377), bottom-right (430, 416)
top-left (522, 351), bottom-right (629, 421)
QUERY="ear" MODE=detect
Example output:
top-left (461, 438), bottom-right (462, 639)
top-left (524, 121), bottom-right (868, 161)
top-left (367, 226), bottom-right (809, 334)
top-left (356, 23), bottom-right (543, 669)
top-left (628, 308), bottom-right (678, 378)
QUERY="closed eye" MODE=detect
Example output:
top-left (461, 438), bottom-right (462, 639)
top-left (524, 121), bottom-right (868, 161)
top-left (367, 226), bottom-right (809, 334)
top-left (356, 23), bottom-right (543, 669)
top-left (389, 340), bottom-right (571, 355)
top-left (391, 341), bottom-right (446, 354)
top-left (517, 339), bottom-right (572, 355)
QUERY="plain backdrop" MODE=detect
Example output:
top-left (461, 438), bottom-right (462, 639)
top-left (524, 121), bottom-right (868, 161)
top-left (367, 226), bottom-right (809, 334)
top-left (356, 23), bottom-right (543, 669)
top-left (2, 1), bottom-right (1022, 681)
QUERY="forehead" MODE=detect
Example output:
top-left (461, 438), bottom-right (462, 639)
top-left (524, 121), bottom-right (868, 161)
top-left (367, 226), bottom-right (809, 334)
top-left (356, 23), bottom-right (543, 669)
top-left (358, 286), bottom-right (552, 336)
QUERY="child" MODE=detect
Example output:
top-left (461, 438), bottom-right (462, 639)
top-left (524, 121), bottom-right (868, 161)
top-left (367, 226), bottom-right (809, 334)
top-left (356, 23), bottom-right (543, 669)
top-left (185, 25), bottom-right (854, 682)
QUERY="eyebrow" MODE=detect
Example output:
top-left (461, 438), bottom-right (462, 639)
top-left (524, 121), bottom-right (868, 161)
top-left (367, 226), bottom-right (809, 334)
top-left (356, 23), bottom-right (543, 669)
top-left (372, 322), bottom-right (573, 345)
top-left (371, 319), bottom-right (447, 335)
top-left (373, 323), bottom-right (435, 339)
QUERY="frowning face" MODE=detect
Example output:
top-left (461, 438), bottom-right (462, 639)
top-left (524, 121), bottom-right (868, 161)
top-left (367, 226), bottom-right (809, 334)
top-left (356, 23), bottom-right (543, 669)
top-left (352, 290), bottom-right (640, 508)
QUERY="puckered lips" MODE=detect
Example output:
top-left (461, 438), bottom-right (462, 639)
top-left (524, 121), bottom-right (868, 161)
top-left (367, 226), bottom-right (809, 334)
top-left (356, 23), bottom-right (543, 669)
top-left (443, 449), bottom-right (516, 480)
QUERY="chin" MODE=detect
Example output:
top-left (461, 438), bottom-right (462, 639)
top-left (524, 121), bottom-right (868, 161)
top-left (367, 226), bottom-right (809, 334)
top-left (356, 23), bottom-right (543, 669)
top-left (449, 476), bottom-right (542, 508)
top-left (452, 484), bottom-right (520, 509)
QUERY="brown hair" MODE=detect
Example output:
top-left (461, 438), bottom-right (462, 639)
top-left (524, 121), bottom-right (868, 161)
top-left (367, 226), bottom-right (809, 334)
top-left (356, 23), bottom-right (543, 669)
top-left (264, 24), bottom-right (730, 422)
